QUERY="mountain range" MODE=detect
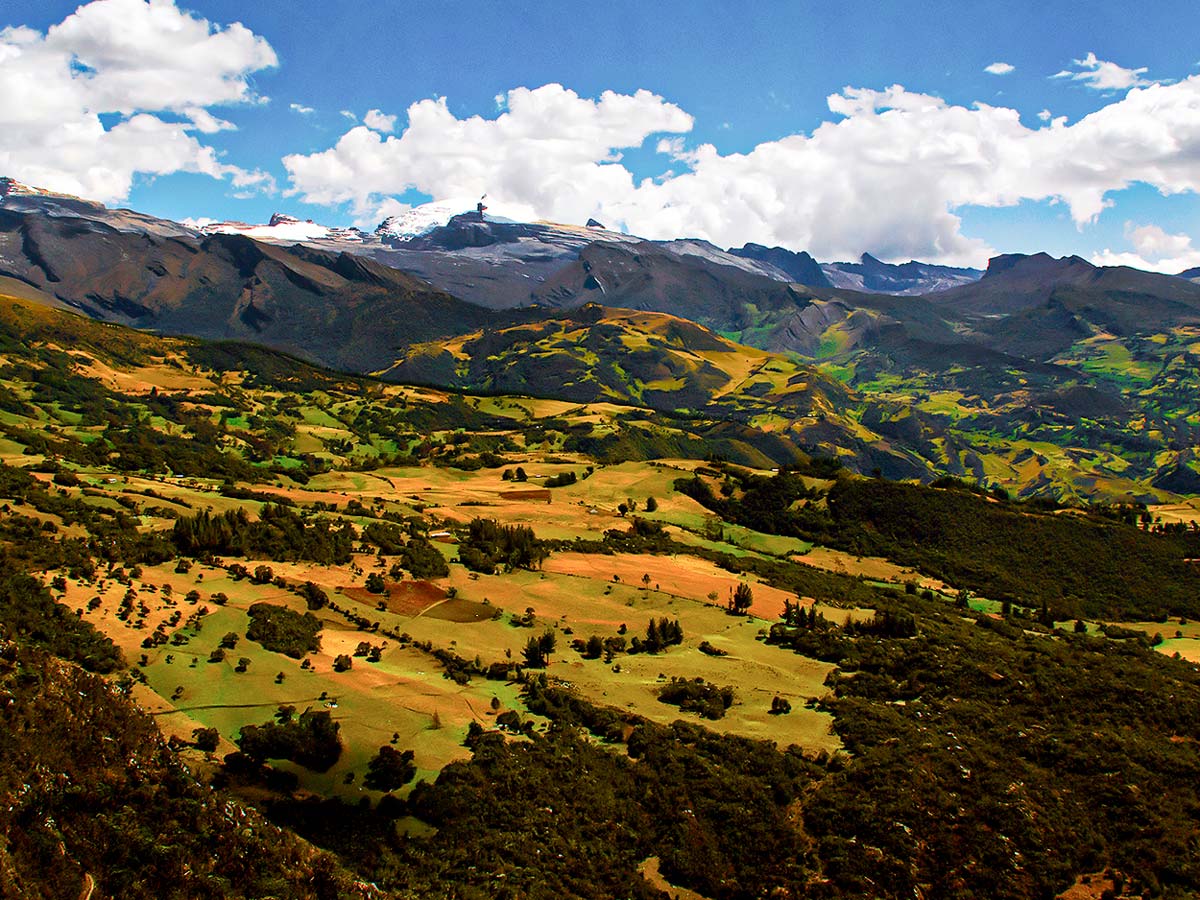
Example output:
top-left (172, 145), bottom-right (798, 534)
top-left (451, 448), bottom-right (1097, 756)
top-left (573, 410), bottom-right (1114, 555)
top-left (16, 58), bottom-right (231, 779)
top-left (2, 176), bottom-right (1199, 501)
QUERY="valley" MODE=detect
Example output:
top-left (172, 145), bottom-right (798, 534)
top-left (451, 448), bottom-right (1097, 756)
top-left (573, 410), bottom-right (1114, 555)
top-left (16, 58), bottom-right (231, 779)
top-left (2, 280), bottom-right (1200, 898)
top-left (4, 4), bottom-right (1200, 898)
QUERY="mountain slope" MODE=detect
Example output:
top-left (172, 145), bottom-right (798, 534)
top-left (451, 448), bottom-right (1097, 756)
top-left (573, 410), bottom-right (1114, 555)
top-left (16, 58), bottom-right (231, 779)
top-left (822, 253), bottom-right (982, 294)
top-left (932, 252), bottom-right (1200, 320)
top-left (0, 202), bottom-right (491, 372)
top-left (728, 243), bottom-right (832, 287)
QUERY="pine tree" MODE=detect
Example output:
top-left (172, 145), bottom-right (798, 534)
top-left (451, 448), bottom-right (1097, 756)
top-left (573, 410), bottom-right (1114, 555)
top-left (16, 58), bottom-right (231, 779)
top-left (646, 618), bottom-right (661, 651)
top-left (731, 582), bottom-right (753, 615)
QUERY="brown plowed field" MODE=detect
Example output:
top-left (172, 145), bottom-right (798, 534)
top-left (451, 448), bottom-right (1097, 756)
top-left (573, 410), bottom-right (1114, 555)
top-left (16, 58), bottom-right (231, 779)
top-left (343, 580), bottom-right (447, 616)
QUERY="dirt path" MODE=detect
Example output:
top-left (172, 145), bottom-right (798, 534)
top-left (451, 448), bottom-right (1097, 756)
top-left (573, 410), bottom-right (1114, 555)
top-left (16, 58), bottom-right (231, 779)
top-left (638, 857), bottom-right (712, 900)
top-left (153, 696), bottom-right (326, 715)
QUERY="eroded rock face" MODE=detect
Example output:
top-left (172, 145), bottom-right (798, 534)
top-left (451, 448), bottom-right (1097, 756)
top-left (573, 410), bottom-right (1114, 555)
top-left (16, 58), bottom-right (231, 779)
top-left (729, 243), bottom-right (832, 287)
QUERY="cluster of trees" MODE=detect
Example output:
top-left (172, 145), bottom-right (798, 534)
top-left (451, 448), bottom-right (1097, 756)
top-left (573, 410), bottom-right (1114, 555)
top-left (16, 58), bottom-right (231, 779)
top-left (172, 505), bottom-right (357, 565)
top-left (658, 676), bottom-right (735, 720)
top-left (780, 598), bottom-right (829, 630)
top-left (728, 582), bottom-right (754, 615)
top-left (400, 537), bottom-right (449, 579)
top-left (236, 707), bottom-right (342, 772)
top-left (521, 631), bottom-right (557, 668)
top-left (574, 618), bottom-right (683, 661)
top-left (679, 466), bottom-right (1200, 620)
top-left (363, 746), bottom-right (416, 792)
top-left (635, 617), bottom-right (683, 654)
top-left (459, 518), bottom-right (547, 574)
top-left (362, 520), bottom-right (406, 554)
top-left (244, 603), bottom-right (322, 658)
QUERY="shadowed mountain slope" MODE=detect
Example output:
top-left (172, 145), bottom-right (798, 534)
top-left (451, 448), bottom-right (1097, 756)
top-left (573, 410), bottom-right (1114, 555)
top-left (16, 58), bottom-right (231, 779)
top-left (0, 205), bottom-right (490, 373)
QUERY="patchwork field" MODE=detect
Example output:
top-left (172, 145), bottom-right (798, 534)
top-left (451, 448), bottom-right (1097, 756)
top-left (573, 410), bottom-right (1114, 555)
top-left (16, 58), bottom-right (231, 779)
top-left (33, 458), bottom-right (919, 799)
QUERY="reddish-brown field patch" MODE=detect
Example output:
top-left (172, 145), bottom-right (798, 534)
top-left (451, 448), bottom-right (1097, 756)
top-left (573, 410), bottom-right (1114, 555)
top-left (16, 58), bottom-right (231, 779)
top-left (343, 580), bottom-right (447, 616)
top-left (500, 489), bottom-right (552, 502)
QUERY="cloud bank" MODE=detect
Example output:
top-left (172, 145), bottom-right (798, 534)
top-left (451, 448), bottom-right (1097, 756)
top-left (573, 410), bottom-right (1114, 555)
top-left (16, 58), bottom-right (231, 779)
top-left (0, 0), bottom-right (276, 203)
top-left (285, 70), bottom-right (1200, 266)
top-left (1093, 223), bottom-right (1200, 273)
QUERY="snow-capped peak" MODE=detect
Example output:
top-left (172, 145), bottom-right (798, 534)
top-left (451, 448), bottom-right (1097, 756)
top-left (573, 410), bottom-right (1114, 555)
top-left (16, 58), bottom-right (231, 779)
top-left (375, 196), bottom-right (532, 241)
top-left (0, 176), bottom-right (80, 200)
top-left (375, 198), bottom-right (479, 241)
top-left (199, 213), bottom-right (332, 241)
top-left (191, 213), bottom-right (365, 244)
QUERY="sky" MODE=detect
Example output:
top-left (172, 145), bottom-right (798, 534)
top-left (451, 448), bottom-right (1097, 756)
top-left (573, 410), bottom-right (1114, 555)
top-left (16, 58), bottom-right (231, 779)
top-left (2, 0), bottom-right (1200, 271)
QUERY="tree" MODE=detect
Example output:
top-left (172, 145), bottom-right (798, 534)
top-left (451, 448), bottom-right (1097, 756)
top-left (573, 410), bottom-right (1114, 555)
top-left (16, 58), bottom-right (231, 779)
top-left (646, 618), bottom-right (661, 651)
top-left (365, 572), bottom-right (386, 594)
top-left (523, 630), bottom-right (556, 668)
top-left (730, 582), bottom-right (754, 615)
top-left (363, 746), bottom-right (416, 792)
top-left (333, 654), bottom-right (353, 672)
top-left (192, 726), bottom-right (219, 752)
top-left (300, 581), bottom-right (328, 610)
top-left (514, 467), bottom-right (528, 482)
top-left (645, 496), bottom-right (658, 512)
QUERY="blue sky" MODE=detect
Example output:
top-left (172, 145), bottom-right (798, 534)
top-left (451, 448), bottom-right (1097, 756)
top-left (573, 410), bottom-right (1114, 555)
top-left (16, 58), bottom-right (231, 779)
top-left (2, 0), bottom-right (1200, 268)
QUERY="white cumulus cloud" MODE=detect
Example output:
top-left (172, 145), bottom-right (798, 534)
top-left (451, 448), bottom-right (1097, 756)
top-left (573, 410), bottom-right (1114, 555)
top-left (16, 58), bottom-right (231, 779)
top-left (363, 109), bottom-right (397, 133)
top-left (985, 62), bottom-right (1015, 75)
top-left (289, 103), bottom-right (315, 115)
top-left (1053, 52), bottom-right (1152, 92)
top-left (0, 0), bottom-right (276, 203)
top-left (1092, 222), bottom-right (1200, 273)
top-left (283, 83), bottom-right (694, 225)
top-left (283, 70), bottom-right (1200, 266)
